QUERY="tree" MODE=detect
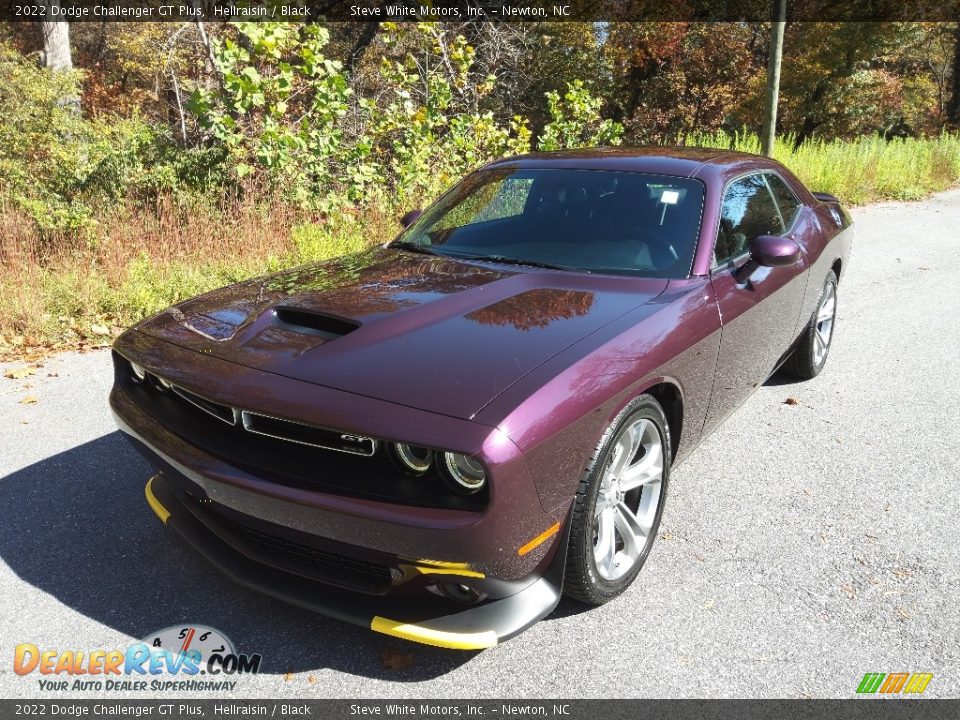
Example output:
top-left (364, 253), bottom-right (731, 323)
top-left (603, 23), bottom-right (757, 144)
top-left (760, 0), bottom-right (786, 156)
top-left (41, 7), bottom-right (71, 71)
top-left (40, 2), bottom-right (77, 112)
top-left (950, 23), bottom-right (960, 126)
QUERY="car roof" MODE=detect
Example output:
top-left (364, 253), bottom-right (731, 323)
top-left (484, 146), bottom-right (775, 179)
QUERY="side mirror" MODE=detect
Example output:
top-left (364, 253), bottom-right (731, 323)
top-left (750, 235), bottom-right (801, 267)
top-left (734, 235), bottom-right (801, 283)
top-left (399, 209), bottom-right (422, 228)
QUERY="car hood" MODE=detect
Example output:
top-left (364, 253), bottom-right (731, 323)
top-left (136, 248), bottom-right (668, 419)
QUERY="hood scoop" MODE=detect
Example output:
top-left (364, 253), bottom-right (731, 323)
top-left (272, 306), bottom-right (360, 339)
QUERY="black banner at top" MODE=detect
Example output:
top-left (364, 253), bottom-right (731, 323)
top-left (3, 0), bottom-right (960, 22)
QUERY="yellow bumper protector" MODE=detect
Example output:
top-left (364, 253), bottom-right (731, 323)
top-left (371, 616), bottom-right (497, 650)
top-left (144, 476), bottom-right (171, 524)
top-left (395, 558), bottom-right (486, 583)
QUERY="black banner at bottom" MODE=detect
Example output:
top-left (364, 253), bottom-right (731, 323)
top-left (1, 700), bottom-right (958, 720)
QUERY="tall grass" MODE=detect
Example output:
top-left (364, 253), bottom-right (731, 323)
top-left (687, 130), bottom-right (960, 204)
top-left (2, 133), bottom-right (959, 358)
top-left (0, 195), bottom-right (395, 356)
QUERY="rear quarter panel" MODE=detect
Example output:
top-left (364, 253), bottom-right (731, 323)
top-left (797, 199), bottom-right (854, 327)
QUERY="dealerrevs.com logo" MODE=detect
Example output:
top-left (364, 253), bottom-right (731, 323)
top-left (856, 673), bottom-right (933, 695)
top-left (14, 625), bottom-right (262, 693)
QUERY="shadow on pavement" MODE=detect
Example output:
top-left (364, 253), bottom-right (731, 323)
top-left (0, 432), bottom-right (476, 681)
top-left (763, 369), bottom-right (806, 387)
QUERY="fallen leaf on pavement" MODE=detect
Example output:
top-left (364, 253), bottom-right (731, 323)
top-left (20, 396), bottom-right (38, 404)
top-left (4, 367), bottom-right (36, 380)
top-left (784, 397), bottom-right (800, 406)
top-left (380, 648), bottom-right (415, 671)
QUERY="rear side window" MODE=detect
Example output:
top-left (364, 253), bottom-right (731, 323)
top-left (715, 174), bottom-right (783, 265)
top-left (765, 174), bottom-right (801, 229)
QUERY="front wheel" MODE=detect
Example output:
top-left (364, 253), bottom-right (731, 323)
top-left (563, 396), bottom-right (670, 605)
top-left (783, 270), bottom-right (838, 379)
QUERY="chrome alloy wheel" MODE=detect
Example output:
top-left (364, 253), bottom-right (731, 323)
top-left (592, 417), bottom-right (664, 581)
top-left (813, 283), bottom-right (836, 366)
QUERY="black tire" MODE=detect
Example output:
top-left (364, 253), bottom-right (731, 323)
top-left (783, 270), bottom-right (838, 380)
top-left (563, 395), bottom-right (671, 605)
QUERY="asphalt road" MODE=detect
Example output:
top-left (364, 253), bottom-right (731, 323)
top-left (2, 190), bottom-right (959, 700)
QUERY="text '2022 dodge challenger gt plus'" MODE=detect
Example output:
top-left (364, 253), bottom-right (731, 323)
top-left (111, 148), bottom-right (852, 649)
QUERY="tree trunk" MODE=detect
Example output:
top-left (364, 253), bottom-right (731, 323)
top-left (950, 23), bottom-right (960, 127)
top-left (41, 16), bottom-right (72, 71)
top-left (348, 22), bottom-right (380, 74)
top-left (41, 5), bottom-right (79, 113)
top-left (760, 0), bottom-right (787, 157)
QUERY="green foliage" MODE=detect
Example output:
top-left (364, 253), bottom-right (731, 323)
top-left (40, 265), bottom-right (119, 320)
top-left (188, 22), bottom-right (533, 210)
top-left (118, 255), bottom-right (254, 319)
top-left (188, 23), bottom-right (351, 201)
top-left (290, 221), bottom-right (371, 263)
top-left (369, 25), bottom-right (531, 203)
top-left (0, 42), bottom-right (225, 233)
top-left (0, 43), bottom-right (93, 231)
top-left (538, 81), bottom-right (623, 151)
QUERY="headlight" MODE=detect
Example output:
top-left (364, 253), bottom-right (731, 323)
top-left (389, 443), bottom-right (434, 475)
top-left (440, 452), bottom-right (487, 493)
top-left (129, 361), bottom-right (146, 383)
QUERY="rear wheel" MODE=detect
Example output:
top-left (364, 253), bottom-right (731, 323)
top-left (563, 396), bottom-right (670, 605)
top-left (783, 270), bottom-right (838, 379)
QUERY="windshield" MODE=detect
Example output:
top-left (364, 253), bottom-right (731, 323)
top-left (395, 168), bottom-right (706, 278)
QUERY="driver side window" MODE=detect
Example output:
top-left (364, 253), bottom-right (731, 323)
top-left (715, 174), bottom-right (784, 266)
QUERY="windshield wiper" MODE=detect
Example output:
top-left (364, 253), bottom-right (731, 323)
top-left (441, 252), bottom-right (589, 274)
top-left (390, 241), bottom-right (442, 256)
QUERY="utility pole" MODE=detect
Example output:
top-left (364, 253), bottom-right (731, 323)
top-left (760, 0), bottom-right (787, 157)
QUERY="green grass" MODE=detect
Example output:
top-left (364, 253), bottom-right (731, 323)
top-left (290, 221), bottom-right (374, 264)
top-left (687, 130), bottom-right (960, 204)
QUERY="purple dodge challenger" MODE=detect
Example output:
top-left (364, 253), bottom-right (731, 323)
top-left (111, 148), bottom-right (853, 649)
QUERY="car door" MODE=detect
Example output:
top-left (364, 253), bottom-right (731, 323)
top-left (701, 172), bottom-right (809, 435)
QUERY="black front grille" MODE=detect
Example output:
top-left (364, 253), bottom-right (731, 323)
top-left (114, 350), bottom-right (488, 511)
top-left (241, 410), bottom-right (376, 456)
top-left (233, 522), bottom-right (393, 593)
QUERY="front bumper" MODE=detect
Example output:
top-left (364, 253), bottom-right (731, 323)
top-left (144, 472), bottom-right (565, 649)
top-left (110, 332), bottom-right (571, 648)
